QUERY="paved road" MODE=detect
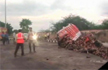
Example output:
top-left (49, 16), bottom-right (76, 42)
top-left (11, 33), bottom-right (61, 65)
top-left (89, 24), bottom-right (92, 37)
top-left (0, 41), bottom-right (107, 70)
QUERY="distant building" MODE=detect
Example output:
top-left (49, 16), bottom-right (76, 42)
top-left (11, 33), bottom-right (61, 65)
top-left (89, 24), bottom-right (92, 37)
top-left (81, 30), bottom-right (103, 33)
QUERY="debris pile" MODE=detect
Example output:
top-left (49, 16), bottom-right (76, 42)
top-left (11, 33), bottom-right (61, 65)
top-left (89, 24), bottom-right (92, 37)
top-left (55, 24), bottom-right (108, 59)
top-left (57, 33), bottom-right (108, 59)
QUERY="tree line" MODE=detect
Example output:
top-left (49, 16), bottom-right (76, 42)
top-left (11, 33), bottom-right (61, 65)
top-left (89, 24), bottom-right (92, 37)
top-left (0, 21), bottom-right (13, 34)
top-left (45, 15), bottom-right (108, 33)
top-left (0, 19), bottom-right (32, 34)
top-left (1, 14), bottom-right (108, 34)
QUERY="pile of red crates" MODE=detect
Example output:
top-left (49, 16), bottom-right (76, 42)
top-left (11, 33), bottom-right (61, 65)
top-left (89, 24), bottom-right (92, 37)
top-left (57, 24), bottom-right (108, 59)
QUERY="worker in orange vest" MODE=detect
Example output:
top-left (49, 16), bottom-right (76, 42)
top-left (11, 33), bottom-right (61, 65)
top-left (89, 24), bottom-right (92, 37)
top-left (14, 29), bottom-right (25, 57)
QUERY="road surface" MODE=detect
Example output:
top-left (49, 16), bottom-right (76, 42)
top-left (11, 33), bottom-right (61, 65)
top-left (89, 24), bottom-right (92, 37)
top-left (0, 41), bottom-right (108, 70)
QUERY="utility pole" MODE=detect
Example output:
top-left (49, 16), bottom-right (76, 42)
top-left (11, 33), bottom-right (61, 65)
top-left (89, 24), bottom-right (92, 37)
top-left (5, 0), bottom-right (7, 28)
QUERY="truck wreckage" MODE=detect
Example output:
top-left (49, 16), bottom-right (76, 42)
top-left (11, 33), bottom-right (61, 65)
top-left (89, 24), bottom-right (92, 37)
top-left (57, 24), bottom-right (108, 59)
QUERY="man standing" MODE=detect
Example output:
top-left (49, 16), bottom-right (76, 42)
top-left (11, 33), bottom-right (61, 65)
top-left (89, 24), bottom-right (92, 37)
top-left (14, 29), bottom-right (25, 57)
top-left (13, 32), bottom-right (16, 44)
top-left (28, 27), bottom-right (36, 53)
top-left (1, 32), bottom-right (6, 45)
top-left (5, 32), bottom-right (10, 44)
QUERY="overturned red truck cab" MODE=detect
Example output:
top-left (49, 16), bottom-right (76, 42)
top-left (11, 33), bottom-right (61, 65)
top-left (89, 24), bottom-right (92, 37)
top-left (57, 24), bottom-right (81, 41)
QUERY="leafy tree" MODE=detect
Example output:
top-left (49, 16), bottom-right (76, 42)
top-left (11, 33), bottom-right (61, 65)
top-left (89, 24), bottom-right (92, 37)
top-left (20, 19), bottom-right (32, 33)
top-left (39, 15), bottom-right (108, 33)
top-left (0, 21), bottom-right (13, 34)
top-left (39, 29), bottom-right (51, 33)
top-left (51, 15), bottom-right (93, 32)
top-left (0, 21), bottom-right (5, 27)
top-left (102, 19), bottom-right (108, 29)
top-left (6, 23), bottom-right (13, 34)
top-left (13, 29), bottom-right (18, 33)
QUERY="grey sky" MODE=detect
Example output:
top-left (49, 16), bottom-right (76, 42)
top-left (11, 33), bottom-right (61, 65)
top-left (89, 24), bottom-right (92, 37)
top-left (0, 0), bottom-right (108, 32)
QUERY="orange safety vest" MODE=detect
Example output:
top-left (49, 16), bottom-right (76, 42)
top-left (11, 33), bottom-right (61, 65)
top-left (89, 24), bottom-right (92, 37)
top-left (16, 32), bottom-right (24, 43)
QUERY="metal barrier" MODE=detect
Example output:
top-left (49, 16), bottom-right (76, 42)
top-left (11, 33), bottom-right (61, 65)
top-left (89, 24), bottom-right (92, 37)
top-left (47, 39), bottom-right (58, 43)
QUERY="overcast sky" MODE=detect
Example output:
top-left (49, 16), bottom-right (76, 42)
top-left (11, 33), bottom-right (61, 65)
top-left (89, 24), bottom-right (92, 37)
top-left (0, 0), bottom-right (108, 32)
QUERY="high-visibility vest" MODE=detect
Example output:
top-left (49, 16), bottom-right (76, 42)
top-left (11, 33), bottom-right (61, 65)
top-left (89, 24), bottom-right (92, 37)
top-left (16, 32), bottom-right (24, 43)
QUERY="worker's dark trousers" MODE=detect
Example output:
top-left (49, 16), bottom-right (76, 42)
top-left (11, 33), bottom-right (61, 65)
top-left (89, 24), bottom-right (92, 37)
top-left (2, 37), bottom-right (6, 45)
top-left (29, 40), bottom-right (36, 52)
top-left (6, 38), bottom-right (10, 44)
top-left (14, 43), bottom-right (24, 56)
